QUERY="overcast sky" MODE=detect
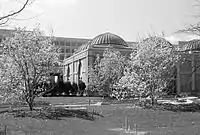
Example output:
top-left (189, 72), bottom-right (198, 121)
top-left (1, 0), bottom-right (199, 41)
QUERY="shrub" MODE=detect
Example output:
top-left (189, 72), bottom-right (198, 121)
top-left (78, 80), bottom-right (86, 96)
top-left (64, 81), bottom-right (72, 96)
top-left (71, 82), bottom-right (78, 96)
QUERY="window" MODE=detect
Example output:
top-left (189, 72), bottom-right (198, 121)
top-left (59, 54), bottom-right (64, 61)
top-left (78, 42), bottom-right (83, 46)
top-left (65, 41), bottom-right (70, 46)
top-left (54, 40), bottom-right (59, 45)
top-left (60, 41), bottom-right (65, 46)
top-left (66, 48), bottom-right (70, 53)
top-left (60, 48), bottom-right (65, 53)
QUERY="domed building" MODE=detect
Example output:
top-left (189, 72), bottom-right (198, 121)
top-left (63, 32), bottom-right (133, 86)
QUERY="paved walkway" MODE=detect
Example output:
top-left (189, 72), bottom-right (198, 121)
top-left (157, 96), bottom-right (200, 105)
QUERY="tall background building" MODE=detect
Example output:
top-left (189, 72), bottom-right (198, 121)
top-left (0, 29), bottom-right (91, 60)
top-left (54, 37), bottom-right (90, 61)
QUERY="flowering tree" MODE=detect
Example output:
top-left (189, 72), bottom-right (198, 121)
top-left (0, 27), bottom-right (59, 110)
top-left (114, 69), bottom-right (146, 100)
top-left (117, 37), bottom-right (179, 104)
top-left (88, 54), bottom-right (103, 95)
top-left (88, 49), bottom-right (126, 97)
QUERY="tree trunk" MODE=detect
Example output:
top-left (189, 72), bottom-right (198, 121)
top-left (150, 92), bottom-right (157, 106)
top-left (151, 95), bottom-right (155, 106)
top-left (150, 81), bottom-right (156, 106)
top-left (28, 102), bottom-right (33, 111)
top-left (150, 88), bottom-right (155, 106)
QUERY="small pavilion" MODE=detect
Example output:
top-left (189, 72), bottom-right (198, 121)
top-left (62, 32), bottom-right (133, 86)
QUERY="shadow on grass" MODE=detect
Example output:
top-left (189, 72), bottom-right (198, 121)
top-left (156, 103), bottom-right (200, 112)
top-left (0, 106), bottom-right (104, 121)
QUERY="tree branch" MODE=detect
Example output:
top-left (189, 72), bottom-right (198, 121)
top-left (0, 0), bottom-right (30, 24)
top-left (0, 19), bottom-right (9, 26)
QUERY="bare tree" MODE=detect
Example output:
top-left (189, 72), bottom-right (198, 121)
top-left (0, 0), bottom-right (33, 26)
top-left (178, 23), bottom-right (200, 36)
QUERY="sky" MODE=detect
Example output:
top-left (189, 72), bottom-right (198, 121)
top-left (0, 0), bottom-right (199, 41)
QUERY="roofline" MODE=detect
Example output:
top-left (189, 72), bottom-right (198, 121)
top-left (0, 28), bottom-right (135, 43)
top-left (54, 36), bottom-right (92, 41)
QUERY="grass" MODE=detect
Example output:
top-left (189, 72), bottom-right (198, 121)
top-left (1, 97), bottom-right (200, 135)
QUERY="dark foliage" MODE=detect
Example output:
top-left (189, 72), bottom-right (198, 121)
top-left (137, 100), bottom-right (200, 112)
top-left (64, 81), bottom-right (72, 95)
top-left (56, 80), bottom-right (66, 95)
top-left (42, 80), bottom-right (73, 97)
top-left (78, 80), bottom-right (86, 96)
top-left (157, 103), bottom-right (200, 112)
top-left (71, 82), bottom-right (78, 96)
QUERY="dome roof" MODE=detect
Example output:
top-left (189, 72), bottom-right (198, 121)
top-left (182, 40), bottom-right (200, 51)
top-left (90, 32), bottom-right (128, 47)
top-left (74, 32), bottom-right (129, 53)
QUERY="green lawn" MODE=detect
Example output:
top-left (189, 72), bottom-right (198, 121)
top-left (0, 97), bottom-right (200, 135)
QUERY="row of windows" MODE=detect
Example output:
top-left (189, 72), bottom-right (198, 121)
top-left (54, 40), bottom-right (86, 47)
top-left (59, 54), bottom-right (72, 61)
top-left (60, 48), bottom-right (70, 53)
top-left (59, 48), bottom-right (77, 54)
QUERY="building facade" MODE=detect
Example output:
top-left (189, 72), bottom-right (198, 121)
top-left (176, 40), bottom-right (200, 95)
top-left (63, 32), bottom-right (133, 86)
